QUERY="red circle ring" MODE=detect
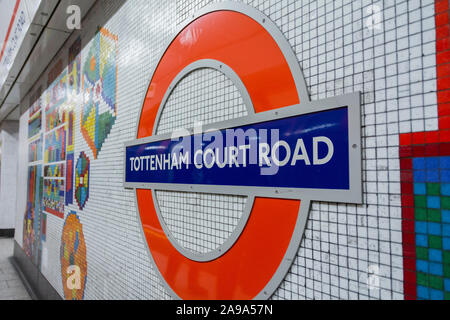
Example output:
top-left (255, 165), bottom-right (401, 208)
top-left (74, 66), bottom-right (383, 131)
top-left (135, 2), bottom-right (311, 300)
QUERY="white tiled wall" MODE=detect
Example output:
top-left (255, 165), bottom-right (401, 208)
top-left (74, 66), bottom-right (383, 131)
top-left (0, 121), bottom-right (19, 229)
top-left (13, 0), bottom-right (438, 300)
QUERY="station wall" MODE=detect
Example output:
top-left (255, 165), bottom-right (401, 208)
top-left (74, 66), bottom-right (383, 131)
top-left (13, 0), bottom-right (450, 300)
top-left (0, 121), bottom-right (19, 230)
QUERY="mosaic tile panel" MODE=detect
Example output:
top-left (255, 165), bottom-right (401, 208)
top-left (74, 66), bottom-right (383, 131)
top-left (28, 135), bottom-right (42, 163)
top-left (44, 126), bottom-right (66, 163)
top-left (45, 70), bottom-right (68, 132)
top-left (22, 165), bottom-right (44, 266)
top-left (60, 211), bottom-right (87, 300)
top-left (28, 111), bottom-right (41, 139)
top-left (75, 152), bottom-right (90, 210)
top-left (81, 27), bottom-right (118, 159)
top-left (43, 179), bottom-right (65, 219)
top-left (412, 156), bottom-right (450, 299)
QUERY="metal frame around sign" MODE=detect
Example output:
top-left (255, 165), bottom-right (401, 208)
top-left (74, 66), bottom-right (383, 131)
top-left (125, 92), bottom-right (361, 204)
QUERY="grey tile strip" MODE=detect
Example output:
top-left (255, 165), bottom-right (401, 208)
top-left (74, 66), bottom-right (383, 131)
top-left (8, 257), bottom-right (37, 300)
top-left (11, 240), bottom-right (62, 300)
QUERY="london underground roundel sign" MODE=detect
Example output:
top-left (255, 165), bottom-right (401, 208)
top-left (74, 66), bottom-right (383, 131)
top-left (125, 3), bottom-right (362, 299)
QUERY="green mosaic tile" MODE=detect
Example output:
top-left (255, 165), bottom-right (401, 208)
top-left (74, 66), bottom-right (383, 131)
top-left (427, 209), bottom-right (441, 222)
top-left (427, 183), bottom-right (440, 196)
top-left (441, 196), bottom-right (450, 210)
top-left (416, 247), bottom-right (428, 260)
top-left (445, 292), bottom-right (450, 300)
top-left (429, 275), bottom-right (444, 290)
top-left (415, 208), bottom-right (427, 221)
top-left (429, 235), bottom-right (443, 249)
top-left (416, 272), bottom-right (428, 286)
top-left (415, 195), bottom-right (427, 208)
top-left (444, 264), bottom-right (450, 278)
top-left (444, 251), bottom-right (450, 264)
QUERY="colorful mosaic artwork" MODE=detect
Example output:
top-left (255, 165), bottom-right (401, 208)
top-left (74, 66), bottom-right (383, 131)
top-left (81, 27), bottom-right (118, 159)
top-left (400, 0), bottom-right (450, 300)
top-left (67, 110), bottom-right (75, 151)
top-left (44, 163), bottom-right (65, 178)
top-left (22, 210), bottom-right (34, 258)
top-left (43, 178), bottom-right (64, 218)
top-left (66, 151), bottom-right (74, 206)
top-left (401, 145), bottom-right (450, 300)
top-left (25, 83), bottom-right (47, 267)
top-left (23, 165), bottom-right (43, 264)
top-left (60, 211), bottom-right (87, 300)
top-left (65, 38), bottom-right (80, 206)
top-left (64, 110), bottom-right (74, 206)
top-left (29, 86), bottom-right (42, 118)
top-left (28, 136), bottom-right (42, 163)
top-left (28, 87), bottom-right (42, 139)
top-left (45, 71), bottom-right (68, 132)
top-left (75, 152), bottom-right (90, 210)
top-left (412, 157), bottom-right (450, 300)
top-left (44, 126), bottom-right (66, 163)
top-left (40, 211), bottom-right (47, 243)
top-left (28, 110), bottom-right (41, 139)
top-left (65, 111), bottom-right (74, 207)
